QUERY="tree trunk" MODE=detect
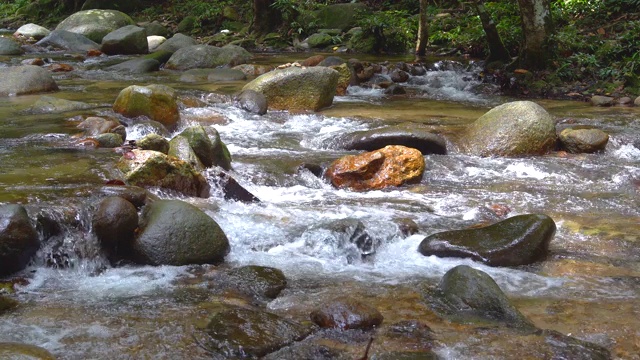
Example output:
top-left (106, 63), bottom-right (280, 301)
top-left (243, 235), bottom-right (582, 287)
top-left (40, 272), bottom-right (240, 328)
top-left (252, 0), bottom-right (283, 35)
top-left (415, 0), bottom-right (429, 56)
top-left (474, 0), bottom-right (511, 63)
top-left (517, 0), bottom-right (554, 70)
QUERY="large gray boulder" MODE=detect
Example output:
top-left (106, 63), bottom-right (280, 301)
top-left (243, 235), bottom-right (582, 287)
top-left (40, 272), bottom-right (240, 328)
top-left (0, 205), bottom-right (39, 276)
top-left (418, 214), bottom-right (556, 267)
top-left (461, 101), bottom-right (556, 157)
top-left (55, 9), bottom-right (135, 43)
top-left (164, 44), bottom-right (252, 70)
top-left (0, 37), bottom-right (24, 55)
top-left (133, 199), bottom-right (229, 265)
top-left (0, 65), bottom-right (58, 97)
top-left (36, 29), bottom-right (100, 52)
top-left (15, 23), bottom-right (51, 40)
top-left (154, 33), bottom-right (197, 53)
top-left (101, 25), bottom-right (148, 55)
top-left (242, 66), bottom-right (339, 111)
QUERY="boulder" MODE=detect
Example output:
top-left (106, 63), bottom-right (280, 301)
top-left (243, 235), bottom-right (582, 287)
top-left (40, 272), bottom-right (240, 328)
top-left (164, 44), bottom-right (252, 70)
top-left (30, 95), bottom-right (92, 114)
top-left (101, 25), bottom-right (148, 55)
top-left (330, 63), bottom-right (351, 96)
top-left (94, 132), bottom-right (124, 148)
top-left (385, 84), bottom-right (406, 95)
top-left (154, 33), bottom-right (197, 53)
top-left (36, 29), bottom-right (100, 52)
top-left (390, 69), bottom-right (409, 83)
top-left (116, 149), bottom-right (210, 197)
top-left (168, 135), bottom-right (205, 171)
top-left (95, 185), bottom-right (153, 208)
top-left (306, 33), bottom-right (333, 48)
top-left (318, 56), bottom-right (345, 67)
top-left (92, 196), bottom-right (138, 253)
top-left (142, 21), bottom-right (169, 38)
top-left (315, 3), bottom-right (369, 31)
top-left (461, 101), bottom-right (556, 157)
top-left (15, 23), bottom-right (51, 40)
top-left (81, 0), bottom-right (144, 13)
top-left (301, 55), bottom-right (325, 67)
top-left (106, 58), bottom-right (160, 73)
top-left (55, 9), bottom-right (135, 43)
top-left (177, 125), bottom-right (231, 169)
top-left (133, 199), bottom-right (229, 265)
top-left (77, 116), bottom-right (121, 136)
top-left (0, 65), bottom-right (58, 97)
top-left (0, 204), bottom-right (39, 276)
top-left (0, 37), bottom-right (24, 55)
top-left (136, 133), bottom-right (169, 154)
top-left (590, 95), bottom-right (615, 107)
top-left (210, 168), bottom-right (260, 203)
top-left (179, 68), bottom-right (246, 83)
top-left (0, 342), bottom-right (56, 360)
top-left (224, 265), bottom-right (287, 300)
top-left (232, 63), bottom-right (274, 77)
top-left (558, 127), bottom-right (609, 153)
top-left (418, 214), bottom-right (556, 267)
top-left (435, 265), bottom-right (536, 329)
top-left (310, 296), bottom-right (383, 330)
top-left (112, 84), bottom-right (180, 131)
top-left (325, 145), bottom-right (425, 191)
top-left (330, 124), bottom-right (447, 155)
top-left (635, 95), bottom-right (640, 107)
top-left (242, 66), bottom-right (339, 111)
top-left (203, 306), bottom-right (311, 358)
top-left (147, 35), bottom-right (166, 52)
top-left (236, 89), bottom-right (267, 115)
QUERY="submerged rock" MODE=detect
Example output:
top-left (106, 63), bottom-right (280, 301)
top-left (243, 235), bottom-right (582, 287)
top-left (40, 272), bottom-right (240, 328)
top-left (558, 127), bottom-right (609, 153)
top-left (0, 295), bottom-right (19, 315)
top-left (331, 124), bottom-right (447, 155)
top-left (242, 66), bottom-right (339, 111)
top-left (30, 95), bottom-right (92, 114)
top-left (0, 342), bottom-right (56, 360)
top-left (434, 265), bottom-right (536, 329)
top-left (133, 199), bottom-right (229, 265)
top-left (76, 116), bottom-right (121, 136)
top-left (325, 145), bottom-right (425, 191)
top-left (310, 296), bottom-right (383, 330)
top-left (203, 306), bottom-right (312, 358)
top-left (0, 204), bottom-right (39, 276)
top-left (112, 84), bottom-right (180, 131)
top-left (418, 214), bottom-right (556, 267)
top-left (461, 101), bottom-right (556, 157)
top-left (0, 65), bottom-right (58, 97)
top-left (222, 265), bottom-right (287, 300)
top-left (55, 9), bottom-right (135, 43)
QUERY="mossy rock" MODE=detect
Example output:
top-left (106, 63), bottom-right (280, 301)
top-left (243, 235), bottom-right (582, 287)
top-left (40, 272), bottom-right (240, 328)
top-left (112, 84), bottom-right (180, 131)
top-left (226, 265), bottom-right (287, 300)
top-left (0, 295), bottom-right (19, 315)
top-left (56, 9), bottom-right (135, 43)
top-left (314, 3), bottom-right (370, 31)
top-left (0, 342), bottom-right (56, 360)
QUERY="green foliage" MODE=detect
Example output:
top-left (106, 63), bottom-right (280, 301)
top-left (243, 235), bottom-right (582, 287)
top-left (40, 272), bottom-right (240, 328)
top-left (355, 9), bottom-right (417, 53)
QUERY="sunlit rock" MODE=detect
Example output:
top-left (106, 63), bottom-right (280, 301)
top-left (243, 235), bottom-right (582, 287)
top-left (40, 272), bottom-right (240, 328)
top-left (0, 65), bottom-right (58, 97)
top-left (116, 149), bottom-right (210, 197)
top-left (242, 66), bottom-right (339, 111)
top-left (461, 100), bottom-right (556, 157)
top-left (325, 145), bottom-right (425, 191)
top-left (55, 9), bottom-right (135, 43)
top-left (136, 133), bottom-right (169, 154)
top-left (132, 199), bottom-right (228, 265)
top-left (310, 296), bottom-right (383, 330)
top-left (15, 23), bottom-right (50, 40)
top-left (112, 84), bottom-right (180, 131)
top-left (418, 214), bottom-right (556, 267)
top-left (0, 205), bottom-right (39, 276)
top-left (558, 127), bottom-right (609, 153)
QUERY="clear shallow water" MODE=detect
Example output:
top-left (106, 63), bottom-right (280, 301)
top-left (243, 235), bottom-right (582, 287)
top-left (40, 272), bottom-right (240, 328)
top-left (1, 53), bottom-right (639, 359)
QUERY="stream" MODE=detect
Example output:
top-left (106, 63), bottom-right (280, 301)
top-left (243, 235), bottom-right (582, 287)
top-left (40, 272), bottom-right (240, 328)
top-left (0, 51), bottom-right (639, 359)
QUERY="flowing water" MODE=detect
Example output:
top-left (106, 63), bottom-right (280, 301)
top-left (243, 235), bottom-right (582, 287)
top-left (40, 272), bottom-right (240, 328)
top-left (0, 52), bottom-right (639, 359)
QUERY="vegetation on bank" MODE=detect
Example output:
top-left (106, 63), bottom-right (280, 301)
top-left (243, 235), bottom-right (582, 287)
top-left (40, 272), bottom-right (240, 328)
top-left (1, 0), bottom-right (640, 98)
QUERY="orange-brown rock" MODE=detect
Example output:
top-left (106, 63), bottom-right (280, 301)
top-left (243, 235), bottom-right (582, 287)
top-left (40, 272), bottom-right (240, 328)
top-left (301, 55), bottom-right (325, 67)
top-left (325, 145), bottom-right (425, 191)
top-left (48, 63), bottom-right (74, 72)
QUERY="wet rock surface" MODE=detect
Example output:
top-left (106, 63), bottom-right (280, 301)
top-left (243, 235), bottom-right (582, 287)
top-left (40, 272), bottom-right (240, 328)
top-left (0, 204), bottom-right (39, 276)
top-left (310, 296), bottom-right (384, 330)
top-left (331, 124), bottom-right (447, 154)
top-left (558, 127), bottom-right (609, 153)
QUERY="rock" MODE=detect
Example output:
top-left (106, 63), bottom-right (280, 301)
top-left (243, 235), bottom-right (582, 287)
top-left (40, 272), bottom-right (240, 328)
top-left (15, 23), bottom-right (51, 40)
top-left (30, 95), bottom-right (92, 113)
top-left (385, 84), bottom-right (406, 95)
top-left (77, 116), bottom-right (120, 136)
top-left (315, 3), bottom-right (369, 31)
top-left (154, 33), bottom-right (197, 53)
top-left (177, 125), bottom-right (231, 170)
top-left (390, 69), bottom-right (410, 83)
top-left (101, 25), bottom-right (148, 55)
top-left (330, 124), bottom-right (447, 155)
top-left (236, 89), bottom-right (267, 115)
top-left (0, 37), bottom-right (24, 55)
top-left (374, 352), bottom-right (438, 360)
top-left (142, 50), bottom-right (173, 65)
top-left (310, 296), bottom-right (383, 330)
top-left (81, 0), bottom-right (144, 13)
top-left (36, 29), bottom-right (100, 52)
top-left (435, 265), bottom-right (536, 329)
top-left (540, 329), bottom-right (612, 360)
top-left (137, 133), bottom-right (169, 154)
top-left (132, 199), bottom-right (228, 265)
top-left (116, 149), bottom-right (210, 197)
top-left (418, 214), bottom-right (556, 267)
top-left (263, 343), bottom-right (350, 360)
top-left (232, 63), bottom-right (274, 77)
top-left (147, 35), bottom-right (166, 52)
top-left (318, 56), bottom-right (345, 67)
top-left (225, 265), bottom-right (287, 299)
top-left (0, 295), bottom-right (19, 315)
top-left (92, 196), bottom-right (138, 253)
top-left (301, 219), bottom-right (378, 262)
top-left (301, 55), bottom-right (325, 67)
top-left (55, 9), bottom-right (135, 43)
top-left (112, 84), bottom-right (180, 131)
top-left (461, 101), bottom-right (556, 157)
top-left (177, 15), bottom-right (197, 34)
top-left (590, 95), bottom-right (615, 107)
top-left (106, 58), bottom-right (160, 73)
top-left (325, 145), bottom-right (425, 191)
top-left (306, 33), bottom-right (333, 48)
top-left (141, 21), bottom-right (169, 38)
top-left (165, 44), bottom-right (251, 70)
top-left (48, 63), bottom-right (74, 72)
top-left (168, 135), bottom-right (205, 171)
top-left (210, 168), bottom-right (260, 203)
top-left (330, 63), bottom-right (351, 96)
top-left (0, 342), bottom-right (56, 360)
top-left (618, 96), bottom-right (632, 106)
top-left (95, 185), bottom-right (153, 208)
top-left (558, 127), bottom-right (609, 153)
top-left (0, 65), bottom-right (58, 97)
top-left (242, 66), bottom-right (339, 111)
top-left (203, 306), bottom-right (311, 358)
top-left (179, 68), bottom-right (246, 83)
top-left (0, 204), bottom-right (39, 276)
top-left (634, 95), bottom-right (640, 107)
top-left (94, 132), bottom-right (124, 148)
